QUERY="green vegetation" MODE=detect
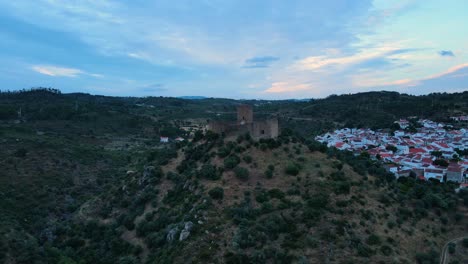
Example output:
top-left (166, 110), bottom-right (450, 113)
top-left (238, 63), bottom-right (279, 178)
top-left (234, 166), bottom-right (249, 180)
top-left (0, 89), bottom-right (466, 264)
top-left (285, 162), bottom-right (300, 176)
top-left (209, 187), bottom-right (224, 200)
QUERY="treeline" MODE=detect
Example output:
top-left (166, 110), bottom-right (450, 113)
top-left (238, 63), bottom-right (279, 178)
top-left (299, 91), bottom-right (468, 130)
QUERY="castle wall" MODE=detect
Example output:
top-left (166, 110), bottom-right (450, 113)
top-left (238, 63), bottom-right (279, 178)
top-left (251, 118), bottom-right (278, 139)
top-left (207, 121), bottom-right (231, 134)
top-left (237, 105), bottom-right (253, 124)
top-left (207, 105), bottom-right (278, 139)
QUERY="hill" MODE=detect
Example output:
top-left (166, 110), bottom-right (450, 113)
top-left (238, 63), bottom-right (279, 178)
top-left (258, 91), bottom-right (468, 136)
top-left (0, 88), bottom-right (467, 263)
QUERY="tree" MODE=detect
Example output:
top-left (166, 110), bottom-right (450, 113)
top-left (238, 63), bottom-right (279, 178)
top-left (209, 187), bottom-right (224, 200)
top-left (234, 166), bottom-right (249, 180)
top-left (433, 159), bottom-right (449, 167)
top-left (448, 242), bottom-right (456, 254)
top-left (224, 155), bottom-right (240, 170)
top-left (430, 151), bottom-right (443, 158)
top-left (462, 238), bottom-right (468, 248)
top-left (199, 164), bottom-right (220, 180)
top-left (285, 163), bottom-right (300, 176)
top-left (386, 145), bottom-right (397, 153)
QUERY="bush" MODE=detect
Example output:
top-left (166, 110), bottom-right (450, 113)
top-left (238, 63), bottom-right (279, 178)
top-left (224, 155), bottom-right (240, 170)
top-left (218, 147), bottom-right (231, 158)
top-left (242, 155), bottom-right (253, 164)
top-left (357, 244), bottom-right (373, 257)
top-left (234, 166), bottom-right (249, 181)
top-left (415, 250), bottom-right (438, 264)
top-left (265, 169), bottom-right (273, 179)
top-left (448, 242), bottom-right (456, 254)
top-left (380, 245), bottom-right (392, 256)
top-left (367, 234), bottom-right (381, 245)
top-left (209, 187), bottom-right (224, 200)
top-left (268, 189), bottom-right (285, 199)
top-left (199, 164), bottom-right (220, 180)
top-left (463, 238), bottom-right (468, 248)
top-left (333, 181), bottom-right (351, 195)
top-left (14, 148), bottom-right (28, 158)
top-left (285, 163), bottom-right (300, 176)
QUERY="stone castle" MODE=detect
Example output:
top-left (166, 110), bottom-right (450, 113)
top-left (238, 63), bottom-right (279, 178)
top-left (207, 104), bottom-right (278, 139)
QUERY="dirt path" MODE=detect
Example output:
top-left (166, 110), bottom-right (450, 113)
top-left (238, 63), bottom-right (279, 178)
top-left (439, 236), bottom-right (467, 264)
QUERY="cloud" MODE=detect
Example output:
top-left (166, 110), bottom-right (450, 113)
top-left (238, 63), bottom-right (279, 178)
top-left (353, 63), bottom-right (468, 89)
top-left (32, 65), bottom-right (83, 77)
top-left (438, 50), bottom-right (455, 57)
top-left (31, 65), bottom-right (102, 78)
top-left (243, 56), bottom-right (279, 68)
top-left (295, 49), bottom-right (383, 71)
top-left (263, 82), bottom-right (310, 93)
top-left (425, 63), bottom-right (468, 79)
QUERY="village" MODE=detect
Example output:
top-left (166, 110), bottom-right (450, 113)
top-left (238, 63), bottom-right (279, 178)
top-left (316, 117), bottom-right (468, 187)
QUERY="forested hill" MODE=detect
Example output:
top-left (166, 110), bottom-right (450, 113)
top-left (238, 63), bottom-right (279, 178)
top-left (1, 88), bottom-right (467, 136)
top-left (261, 91), bottom-right (468, 136)
top-left (301, 91), bottom-right (468, 124)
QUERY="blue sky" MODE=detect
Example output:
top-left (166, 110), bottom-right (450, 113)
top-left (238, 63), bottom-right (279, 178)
top-left (0, 0), bottom-right (467, 99)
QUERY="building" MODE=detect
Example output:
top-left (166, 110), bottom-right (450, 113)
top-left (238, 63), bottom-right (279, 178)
top-left (424, 168), bottom-right (445, 182)
top-left (446, 163), bottom-right (464, 183)
top-left (160, 136), bottom-right (169, 143)
top-left (207, 104), bottom-right (279, 139)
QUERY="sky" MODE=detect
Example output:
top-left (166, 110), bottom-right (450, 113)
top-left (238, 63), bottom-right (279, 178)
top-left (0, 0), bottom-right (467, 99)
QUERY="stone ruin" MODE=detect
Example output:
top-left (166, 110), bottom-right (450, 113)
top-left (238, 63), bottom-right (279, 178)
top-left (207, 104), bottom-right (278, 139)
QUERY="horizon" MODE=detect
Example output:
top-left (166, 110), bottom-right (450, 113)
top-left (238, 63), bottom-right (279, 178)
top-left (2, 87), bottom-right (466, 101)
top-left (1, 1), bottom-right (468, 99)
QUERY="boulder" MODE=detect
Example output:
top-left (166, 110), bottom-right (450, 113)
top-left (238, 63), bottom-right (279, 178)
top-left (140, 166), bottom-right (155, 185)
top-left (179, 230), bottom-right (190, 241)
top-left (166, 227), bottom-right (178, 242)
top-left (184, 221), bottom-right (194, 232)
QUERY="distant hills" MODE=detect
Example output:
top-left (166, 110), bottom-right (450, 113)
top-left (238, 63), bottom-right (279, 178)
top-left (177, 96), bottom-right (208, 100)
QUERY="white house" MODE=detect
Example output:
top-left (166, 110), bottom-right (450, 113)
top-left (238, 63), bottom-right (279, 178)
top-left (396, 145), bottom-right (410, 154)
top-left (424, 168), bottom-right (445, 182)
top-left (160, 136), bottom-right (169, 143)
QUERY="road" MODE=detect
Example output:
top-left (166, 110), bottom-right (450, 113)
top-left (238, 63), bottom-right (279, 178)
top-left (439, 236), bottom-right (467, 264)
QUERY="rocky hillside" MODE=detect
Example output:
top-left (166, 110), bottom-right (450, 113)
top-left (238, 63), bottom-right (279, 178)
top-left (39, 132), bottom-right (466, 264)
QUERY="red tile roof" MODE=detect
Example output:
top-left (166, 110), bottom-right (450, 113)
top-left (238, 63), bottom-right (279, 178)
top-left (409, 148), bottom-right (426, 154)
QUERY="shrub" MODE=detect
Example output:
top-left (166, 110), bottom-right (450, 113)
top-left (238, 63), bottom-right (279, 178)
top-left (209, 187), bottom-right (224, 200)
top-left (218, 147), bottom-right (231, 158)
top-left (242, 155), bottom-right (253, 164)
top-left (415, 250), bottom-right (438, 264)
top-left (224, 155), bottom-right (240, 170)
top-left (448, 242), bottom-right (456, 254)
top-left (357, 244), bottom-right (373, 257)
top-left (463, 238), bottom-right (468, 248)
top-left (367, 234), bottom-right (381, 245)
top-left (285, 163), bottom-right (300, 176)
top-left (265, 169), bottom-right (273, 179)
top-left (199, 164), bottom-right (220, 180)
top-left (264, 165), bottom-right (275, 179)
top-left (333, 181), bottom-right (351, 195)
top-left (268, 189), bottom-right (285, 199)
top-left (380, 245), bottom-right (392, 256)
top-left (14, 148), bottom-right (28, 158)
top-left (234, 166), bottom-right (249, 180)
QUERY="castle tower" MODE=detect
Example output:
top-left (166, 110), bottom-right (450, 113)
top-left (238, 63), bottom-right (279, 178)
top-left (237, 105), bottom-right (253, 125)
